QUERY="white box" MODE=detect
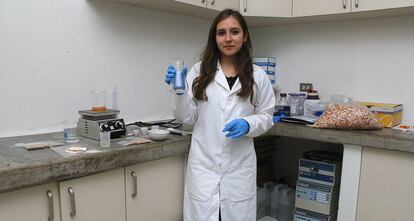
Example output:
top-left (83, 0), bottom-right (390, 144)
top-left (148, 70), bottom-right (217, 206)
top-left (253, 57), bottom-right (276, 67)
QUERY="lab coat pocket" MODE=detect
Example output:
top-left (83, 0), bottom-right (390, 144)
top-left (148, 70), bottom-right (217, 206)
top-left (187, 162), bottom-right (219, 202)
top-left (223, 164), bottom-right (256, 202)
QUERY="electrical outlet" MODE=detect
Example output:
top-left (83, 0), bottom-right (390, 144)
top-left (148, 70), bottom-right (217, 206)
top-left (300, 83), bottom-right (313, 92)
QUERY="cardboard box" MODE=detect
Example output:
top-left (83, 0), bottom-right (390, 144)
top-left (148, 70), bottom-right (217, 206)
top-left (253, 57), bottom-right (276, 86)
top-left (357, 102), bottom-right (403, 127)
top-left (253, 57), bottom-right (276, 67)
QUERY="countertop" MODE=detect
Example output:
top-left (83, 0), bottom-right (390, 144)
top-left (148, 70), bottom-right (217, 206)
top-left (0, 132), bottom-right (191, 193)
top-left (1, 123), bottom-right (414, 193)
top-left (270, 123), bottom-right (414, 152)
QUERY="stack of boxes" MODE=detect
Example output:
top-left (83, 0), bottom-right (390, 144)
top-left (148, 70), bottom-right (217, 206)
top-left (294, 158), bottom-right (342, 221)
top-left (253, 57), bottom-right (276, 87)
top-left (357, 101), bottom-right (403, 127)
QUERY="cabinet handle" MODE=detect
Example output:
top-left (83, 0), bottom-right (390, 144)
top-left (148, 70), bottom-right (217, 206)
top-left (342, 0), bottom-right (346, 9)
top-left (46, 190), bottom-right (54, 221)
top-left (243, 0), bottom-right (247, 12)
top-left (201, 0), bottom-right (205, 3)
top-left (68, 187), bottom-right (76, 217)
top-left (131, 171), bottom-right (137, 198)
top-left (211, 0), bottom-right (215, 6)
top-left (355, 0), bottom-right (359, 8)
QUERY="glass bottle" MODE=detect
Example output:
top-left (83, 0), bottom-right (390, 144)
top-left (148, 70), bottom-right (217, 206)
top-left (279, 93), bottom-right (288, 106)
top-left (274, 93), bottom-right (290, 117)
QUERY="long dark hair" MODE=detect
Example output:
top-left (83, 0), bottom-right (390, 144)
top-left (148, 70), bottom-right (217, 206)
top-left (192, 9), bottom-right (255, 104)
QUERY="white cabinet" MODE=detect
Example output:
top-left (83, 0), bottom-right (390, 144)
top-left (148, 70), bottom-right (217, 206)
top-left (294, 0), bottom-right (414, 17)
top-left (356, 148), bottom-right (414, 221)
top-left (0, 155), bottom-right (185, 221)
top-left (125, 155), bottom-right (185, 221)
top-left (174, 0), bottom-right (206, 8)
top-left (0, 183), bottom-right (60, 221)
top-left (293, 0), bottom-right (351, 17)
top-left (59, 169), bottom-right (125, 221)
top-left (175, 0), bottom-right (239, 11)
top-left (209, 0), bottom-right (239, 11)
top-left (351, 0), bottom-right (414, 12)
top-left (240, 0), bottom-right (292, 17)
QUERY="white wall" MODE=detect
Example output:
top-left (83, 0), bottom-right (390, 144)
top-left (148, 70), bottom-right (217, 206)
top-left (251, 15), bottom-right (414, 124)
top-left (0, 0), bottom-right (210, 137)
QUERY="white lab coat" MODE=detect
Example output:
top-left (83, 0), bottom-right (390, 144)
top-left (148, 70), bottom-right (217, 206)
top-left (173, 61), bottom-right (275, 221)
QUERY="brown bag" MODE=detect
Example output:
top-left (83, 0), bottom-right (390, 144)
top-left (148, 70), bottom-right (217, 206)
top-left (312, 104), bottom-right (382, 129)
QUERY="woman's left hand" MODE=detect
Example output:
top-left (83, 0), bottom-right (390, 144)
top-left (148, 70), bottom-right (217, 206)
top-left (222, 119), bottom-right (250, 139)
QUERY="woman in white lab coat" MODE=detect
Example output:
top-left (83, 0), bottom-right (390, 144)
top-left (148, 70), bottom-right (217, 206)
top-left (165, 9), bottom-right (275, 221)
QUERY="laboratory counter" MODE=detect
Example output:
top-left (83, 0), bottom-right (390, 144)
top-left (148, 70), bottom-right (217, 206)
top-left (1, 123), bottom-right (414, 193)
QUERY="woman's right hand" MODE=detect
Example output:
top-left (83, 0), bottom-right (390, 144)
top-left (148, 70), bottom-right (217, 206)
top-left (165, 65), bottom-right (176, 85)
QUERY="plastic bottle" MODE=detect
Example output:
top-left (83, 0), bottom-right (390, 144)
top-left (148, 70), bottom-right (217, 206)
top-left (258, 216), bottom-right (278, 221)
top-left (304, 90), bottom-right (320, 116)
top-left (298, 93), bottom-right (307, 115)
top-left (277, 187), bottom-right (295, 221)
top-left (270, 184), bottom-right (288, 219)
top-left (257, 186), bottom-right (267, 219)
top-left (264, 182), bottom-right (275, 215)
top-left (288, 93), bottom-right (300, 116)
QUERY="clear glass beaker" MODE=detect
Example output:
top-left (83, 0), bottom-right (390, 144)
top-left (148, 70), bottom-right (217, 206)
top-left (63, 120), bottom-right (80, 144)
top-left (172, 58), bottom-right (185, 95)
top-left (91, 90), bottom-right (107, 112)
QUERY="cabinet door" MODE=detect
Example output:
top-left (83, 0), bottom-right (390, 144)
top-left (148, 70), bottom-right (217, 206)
top-left (0, 183), bottom-right (60, 221)
top-left (208, 0), bottom-right (240, 11)
top-left (351, 0), bottom-right (414, 12)
top-left (174, 0), bottom-right (207, 8)
top-left (356, 148), bottom-right (414, 221)
top-left (59, 169), bottom-right (125, 221)
top-left (293, 0), bottom-right (351, 17)
top-left (241, 0), bottom-right (292, 17)
top-left (125, 155), bottom-right (185, 221)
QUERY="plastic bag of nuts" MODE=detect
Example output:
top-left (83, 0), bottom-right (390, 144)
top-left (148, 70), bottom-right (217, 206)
top-left (312, 104), bottom-right (382, 129)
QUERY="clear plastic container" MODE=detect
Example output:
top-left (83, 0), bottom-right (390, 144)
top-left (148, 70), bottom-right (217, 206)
top-left (298, 93), bottom-right (307, 115)
top-left (288, 93), bottom-right (300, 116)
top-left (270, 184), bottom-right (288, 219)
top-left (277, 187), bottom-right (294, 221)
top-left (304, 90), bottom-right (320, 116)
top-left (100, 131), bottom-right (111, 147)
top-left (257, 186), bottom-right (267, 219)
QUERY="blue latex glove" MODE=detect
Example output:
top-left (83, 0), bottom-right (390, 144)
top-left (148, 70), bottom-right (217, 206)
top-left (164, 65), bottom-right (188, 85)
top-left (273, 114), bottom-right (286, 123)
top-left (222, 119), bottom-right (250, 139)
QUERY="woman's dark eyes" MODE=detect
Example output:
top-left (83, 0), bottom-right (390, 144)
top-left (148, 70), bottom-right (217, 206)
top-left (216, 30), bottom-right (241, 36)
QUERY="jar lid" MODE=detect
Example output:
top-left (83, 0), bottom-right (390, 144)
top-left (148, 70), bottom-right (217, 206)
top-left (307, 95), bottom-right (320, 99)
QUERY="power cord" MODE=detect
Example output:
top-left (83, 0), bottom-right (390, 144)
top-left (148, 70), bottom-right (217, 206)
top-left (126, 119), bottom-right (182, 129)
